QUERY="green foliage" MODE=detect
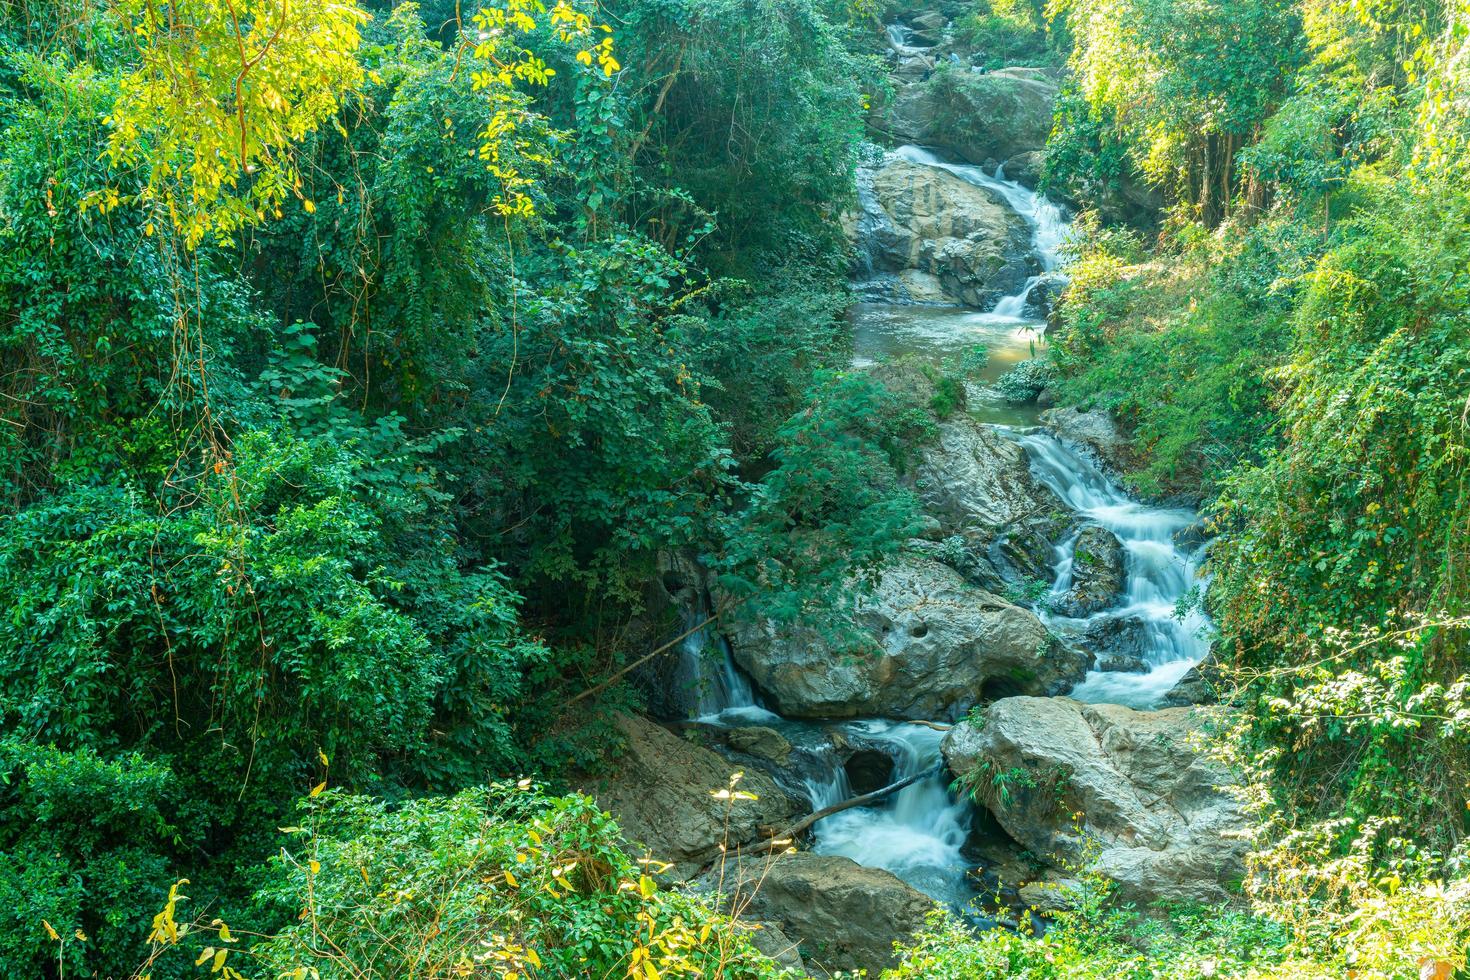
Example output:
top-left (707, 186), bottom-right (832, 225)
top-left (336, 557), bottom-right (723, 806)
top-left (1048, 0), bottom-right (1305, 224)
top-left (1210, 175), bottom-right (1470, 843)
top-left (716, 370), bottom-right (927, 628)
top-left (0, 0), bottom-right (893, 971)
top-left (0, 741), bottom-right (177, 979)
top-left (245, 785), bottom-right (789, 978)
top-left (956, 0), bottom-right (1055, 67)
top-left (1050, 0), bottom-right (1470, 927)
top-left (994, 357), bottom-right (1055, 404)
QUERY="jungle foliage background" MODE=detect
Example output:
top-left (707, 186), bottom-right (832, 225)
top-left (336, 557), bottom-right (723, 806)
top-left (1, 0), bottom-right (1469, 974)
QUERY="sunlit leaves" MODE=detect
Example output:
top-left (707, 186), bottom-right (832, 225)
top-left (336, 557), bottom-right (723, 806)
top-left (101, 0), bottom-right (369, 247)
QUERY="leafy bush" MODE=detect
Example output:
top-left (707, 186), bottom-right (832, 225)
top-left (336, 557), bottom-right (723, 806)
top-left (243, 785), bottom-right (790, 979)
top-left (994, 358), bottom-right (1056, 404)
top-left (0, 742), bottom-right (177, 979)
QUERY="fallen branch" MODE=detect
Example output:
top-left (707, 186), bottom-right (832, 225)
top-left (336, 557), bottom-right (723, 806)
top-left (765, 763), bottom-right (944, 843)
top-left (559, 615), bottom-right (716, 710)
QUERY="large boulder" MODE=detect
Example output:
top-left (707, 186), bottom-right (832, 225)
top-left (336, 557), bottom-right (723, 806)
top-left (909, 414), bottom-right (1074, 587)
top-left (584, 714), bottom-right (802, 876)
top-left (911, 415), bottom-right (1061, 538)
top-left (704, 852), bottom-right (933, 974)
top-left (1164, 653), bottom-right (1225, 706)
top-left (943, 697), bottom-right (1248, 905)
top-left (888, 69), bottom-right (1057, 166)
top-left (727, 553), bottom-right (1088, 720)
top-left (1040, 406), bottom-right (1132, 473)
top-left (1052, 525), bottom-right (1126, 618)
top-left (858, 155), bottom-right (1032, 307)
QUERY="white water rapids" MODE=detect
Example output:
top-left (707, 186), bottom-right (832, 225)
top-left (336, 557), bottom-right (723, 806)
top-left (674, 138), bottom-right (1211, 913)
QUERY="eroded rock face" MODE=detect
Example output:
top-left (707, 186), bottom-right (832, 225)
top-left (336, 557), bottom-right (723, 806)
top-left (1053, 525), bottom-right (1126, 618)
top-left (907, 413), bottom-right (1076, 591)
top-left (1040, 406), bottom-right (1131, 473)
top-left (705, 852), bottom-right (933, 974)
top-left (943, 697), bottom-right (1248, 905)
top-left (727, 553), bottom-right (1088, 721)
top-left (859, 156), bottom-right (1032, 307)
top-left (1164, 653), bottom-right (1225, 706)
top-left (913, 416), bottom-right (1061, 538)
top-left (726, 726), bottom-right (794, 765)
top-left (889, 69), bottom-right (1058, 166)
top-left (584, 714), bottom-right (801, 876)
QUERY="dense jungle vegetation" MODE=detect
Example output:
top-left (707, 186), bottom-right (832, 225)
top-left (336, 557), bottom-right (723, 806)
top-left (1, 0), bottom-right (1469, 974)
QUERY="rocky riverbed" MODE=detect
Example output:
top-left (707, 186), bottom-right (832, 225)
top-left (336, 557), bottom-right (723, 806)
top-left (578, 10), bottom-right (1238, 975)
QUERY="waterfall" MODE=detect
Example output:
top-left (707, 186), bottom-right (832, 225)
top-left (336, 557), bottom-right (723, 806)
top-left (673, 607), bottom-right (777, 723)
top-left (885, 22), bottom-right (931, 57)
top-left (808, 721), bottom-right (976, 909)
top-left (892, 144), bottom-right (1070, 318)
top-left (1006, 430), bottom-right (1212, 708)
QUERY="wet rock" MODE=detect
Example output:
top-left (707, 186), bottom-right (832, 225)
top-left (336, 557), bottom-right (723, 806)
top-left (704, 851), bottom-right (934, 974)
top-left (727, 726), bottom-right (794, 766)
top-left (911, 414), bottom-right (1065, 541)
top-left (1001, 149), bottom-right (1045, 187)
top-left (1163, 654), bottom-right (1224, 706)
top-left (631, 551), bottom-right (709, 719)
top-left (1024, 274), bottom-right (1066, 319)
top-left (943, 697), bottom-right (1248, 905)
top-left (888, 69), bottom-right (1057, 165)
top-left (897, 269), bottom-right (951, 304)
top-left (844, 748), bottom-right (897, 795)
top-left (1040, 406), bottom-right (1131, 473)
top-left (901, 411), bottom-right (1074, 592)
top-left (1081, 615), bottom-right (1151, 662)
top-left (859, 156), bottom-right (1033, 307)
top-left (584, 714), bottom-right (801, 876)
top-left (1052, 525), bottom-right (1126, 618)
top-left (726, 552), bottom-right (1089, 721)
top-left (1098, 653), bottom-right (1148, 673)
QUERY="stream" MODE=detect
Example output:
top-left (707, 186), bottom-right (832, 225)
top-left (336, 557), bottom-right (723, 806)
top-left (678, 143), bottom-right (1212, 914)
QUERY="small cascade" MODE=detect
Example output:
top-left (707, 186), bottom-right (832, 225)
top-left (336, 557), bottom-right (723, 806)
top-left (892, 145), bottom-right (1070, 318)
top-left (885, 22), bottom-right (933, 57)
top-left (673, 608), bottom-right (778, 723)
top-left (808, 721), bottom-right (975, 908)
top-left (1006, 430), bottom-right (1212, 708)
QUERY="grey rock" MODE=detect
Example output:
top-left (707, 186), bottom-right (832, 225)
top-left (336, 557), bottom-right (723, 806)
top-left (889, 69), bottom-right (1057, 165)
top-left (705, 851), bottom-right (934, 974)
top-left (727, 552), bottom-right (1089, 720)
top-left (1001, 149), bottom-right (1045, 187)
top-left (739, 920), bottom-right (806, 974)
top-left (1098, 653), bottom-right (1148, 673)
top-left (1052, 525), bottom-right (1126, 618)
top-left (1163, 654), bottom-right (1224, 706)
top-left (1081, 615), bottom-right (1151, 662)
top-left (856, 156), bottom-right (1033, 307)
top-left (584, 714), bottom-right (801, 876)
top-left (1017, 875), bottom-right (1085, 913)
top-left (1040, 406), bottom-right (1131, 473)
top-left (727, 726), bottom-right (794, 765)
top-left (943, 697), bottom-right (1248, 905)
top-left (911, 414), bottom-right (1064, 540)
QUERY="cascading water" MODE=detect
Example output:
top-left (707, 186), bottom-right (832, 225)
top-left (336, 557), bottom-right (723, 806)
top-left (885, 22), bottom-right (932, 57)
top-left (683, 140), bottom-right (1210, 917)
top-left (674, 608), bottom-right (779, 724)
top-left (1007, 430), bottom-right (1212, 708)
top-left (806, 721), bottom-right (976, 909)
top-left (892, 144), bottom-right (1070, 319)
